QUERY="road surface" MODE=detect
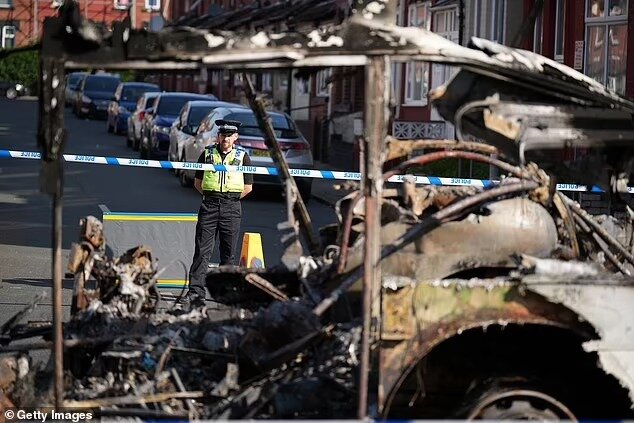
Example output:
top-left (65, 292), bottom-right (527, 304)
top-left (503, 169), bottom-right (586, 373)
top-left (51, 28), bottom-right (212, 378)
top-left (0, 97), bottom-right (336, 328)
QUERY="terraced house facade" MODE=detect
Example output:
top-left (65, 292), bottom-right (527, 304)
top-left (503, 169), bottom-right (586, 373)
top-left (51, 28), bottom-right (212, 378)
top-left (0, 0), bottom-right (165, 48)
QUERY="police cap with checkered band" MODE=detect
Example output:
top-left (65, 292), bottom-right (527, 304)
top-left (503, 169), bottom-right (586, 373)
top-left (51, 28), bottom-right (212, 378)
top-left (216, 120), bottom-right (242, 135)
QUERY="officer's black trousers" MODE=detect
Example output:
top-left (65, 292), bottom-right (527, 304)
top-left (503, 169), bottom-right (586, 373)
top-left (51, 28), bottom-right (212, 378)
top-left (188, 196), bottom-right (242, 297)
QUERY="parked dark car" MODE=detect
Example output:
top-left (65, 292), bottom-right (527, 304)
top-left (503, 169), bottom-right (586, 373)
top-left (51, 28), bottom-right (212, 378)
top-left (74, 74), bottom-right (120, 119)
top-left (0, 81), bottom-right (29, 99)
top-left (140, 92), bottom-right (216, 159)
top-left (107, 82), bottom-right (160, 135)
top-left (64, 72), bottom-right (87, 107)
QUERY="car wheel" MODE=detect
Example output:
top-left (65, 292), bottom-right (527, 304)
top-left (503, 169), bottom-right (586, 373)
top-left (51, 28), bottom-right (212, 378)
top-left (6, 88), bottom-right (17, 100)
top-left (457, 376), bottom-right (580, 421)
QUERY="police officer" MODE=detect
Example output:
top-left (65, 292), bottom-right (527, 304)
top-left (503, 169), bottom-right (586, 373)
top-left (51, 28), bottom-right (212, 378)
top-left (180, 119), bottom-right (253, 307)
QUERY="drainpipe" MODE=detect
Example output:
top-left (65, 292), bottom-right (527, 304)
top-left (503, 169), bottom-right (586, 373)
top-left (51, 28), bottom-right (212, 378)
top-left (285, 69), bottom-right (292, 115)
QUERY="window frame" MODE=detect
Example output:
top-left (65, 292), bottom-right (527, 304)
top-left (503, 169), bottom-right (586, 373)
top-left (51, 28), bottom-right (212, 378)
top-left (472, 0), bottom-right (482, 37)
top-left (554, 0), bottom-right (565, 62)
top-left (533, 6), bottom-right (543, 54)
top-left (586, 0), bottom-right (628, 21)
top-left (1, 25), bottom-right (16, 49)
top-left (261, 72), bottom-right (272, 92)
top-left (584, 0), bottom-right (628, 94)
top-left (144, 0), bottom-right (160, 11)
top-left (404, 1), bottom-right (431, 106)
top-left (315, 68), bottom-right (331, 97)
top-left (490, 0), bottom-right (506, 44)
top-left (430, 6), bottom-right (459, 92)
top-left (114, 0), bottom-right (130, 10)
top-left (391, 0), bottom-right (404, 108)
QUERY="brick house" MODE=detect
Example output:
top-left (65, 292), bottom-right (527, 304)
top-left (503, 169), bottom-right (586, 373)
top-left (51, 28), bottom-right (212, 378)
top-left (1, 0), bottom-right (165, 49)
top-left (391, 0), bottom-right (529, 142)
top-left (528, 0), bottom-right (632, 97)
top-left (527, 0), bottom-right (633, 215)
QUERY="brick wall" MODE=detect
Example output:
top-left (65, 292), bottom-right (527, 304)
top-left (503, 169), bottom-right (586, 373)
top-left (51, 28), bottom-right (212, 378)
top-left (578, 192), bottom-right (628, 217)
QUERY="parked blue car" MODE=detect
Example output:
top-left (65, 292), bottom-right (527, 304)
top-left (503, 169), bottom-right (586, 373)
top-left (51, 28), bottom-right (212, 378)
top-left (140, 92), bottom-right (217, 159)
top-left (107, 82), bottom-right (160, 135)
top-left (74, 74), bottom-right (120, 119)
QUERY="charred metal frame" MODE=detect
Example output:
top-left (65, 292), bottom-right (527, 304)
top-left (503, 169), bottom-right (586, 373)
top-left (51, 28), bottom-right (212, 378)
top-left (27, 0), bottom-right (634, 415)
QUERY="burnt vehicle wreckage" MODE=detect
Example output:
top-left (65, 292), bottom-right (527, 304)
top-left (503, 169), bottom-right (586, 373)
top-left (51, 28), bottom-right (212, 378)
top-left (1, 0), bottom-right (634, 420)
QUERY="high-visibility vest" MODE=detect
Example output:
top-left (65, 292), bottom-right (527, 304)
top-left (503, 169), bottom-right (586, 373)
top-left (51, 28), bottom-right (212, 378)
top-left (202, 146), bottom-right (246, 193)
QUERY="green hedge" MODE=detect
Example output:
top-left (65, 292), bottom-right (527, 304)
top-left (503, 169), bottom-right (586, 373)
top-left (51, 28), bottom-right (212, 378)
top-left (0, 49), bottom-right (39, 94)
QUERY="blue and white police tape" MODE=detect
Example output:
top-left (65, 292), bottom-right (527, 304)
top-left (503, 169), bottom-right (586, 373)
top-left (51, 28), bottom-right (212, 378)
top-left (0, 148), bottom-right (629, 193)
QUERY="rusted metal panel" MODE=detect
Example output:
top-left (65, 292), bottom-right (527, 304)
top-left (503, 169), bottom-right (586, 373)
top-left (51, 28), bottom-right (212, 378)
top-left (379, 279), bottom-right (595, 413)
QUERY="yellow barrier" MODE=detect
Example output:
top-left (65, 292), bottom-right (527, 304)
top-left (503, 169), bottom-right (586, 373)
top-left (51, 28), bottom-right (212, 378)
top-left (239, 232), bottom-right (265, 269)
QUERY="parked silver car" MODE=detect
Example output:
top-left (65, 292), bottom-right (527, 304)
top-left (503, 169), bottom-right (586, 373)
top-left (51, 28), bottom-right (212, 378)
top-left (168, 100), bottom-right (242, 171)
top-left (127, 91), bottom-right (160, 150)
top-left (180, 106), bottom-right (314, 201)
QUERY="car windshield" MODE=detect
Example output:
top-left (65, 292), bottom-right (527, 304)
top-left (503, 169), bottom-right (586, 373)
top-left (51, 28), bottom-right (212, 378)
top-left (157, 97), bottom-right (202, 116)
top-left (188, 106), bottom-right (215, 125)
top-left (68, 74), bottom-right (84, 88)
top-left (226, 112), bottom-right (299, 138)
top-left (84, 77), bottom-right (119, 92)
top-left (121, 86), bottom-right (158, 102)
top-left (145, 96), bottom-right (157, 109)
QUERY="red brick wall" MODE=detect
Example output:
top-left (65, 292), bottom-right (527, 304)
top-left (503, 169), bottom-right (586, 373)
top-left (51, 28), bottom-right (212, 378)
top-left (2, 0), bottom-right (161, 48)
top-left (563, 0), bottom-right (585, 69)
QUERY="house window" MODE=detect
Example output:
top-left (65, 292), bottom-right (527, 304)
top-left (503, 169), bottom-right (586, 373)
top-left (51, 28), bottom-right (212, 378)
top-left (472, 0), bottom-right (482, 37)
top-left (0, 0), bottom-right (11, 8)
top-left (297, 78), bottom-right (310, 95)
top-left (114, 0), bottom-right (130, 9)
top-left (431, 7), bottom-right (459, 91)
top-left (233, 72), bottom-right (255, 87)
top-left (554, 0), bottom-right (565, 61)
top-left (405, 1), bottom-right (431, 105)
top-left (145, 0), bottom-right (159, 10)
top-left (391, 0), bottom-right (404, 107)
top-left (261, 73), bottom-right (272, 92)
top-left (533, 7), bottom-right (543, 54)
top-left (491, 0), bottom-right (506, 44)
top-left (585, 0), bottom-right (628, 94)
top-left (315, 68), bottom-right (331, 97)
top-left (1, 26), bottom-right (15, 48)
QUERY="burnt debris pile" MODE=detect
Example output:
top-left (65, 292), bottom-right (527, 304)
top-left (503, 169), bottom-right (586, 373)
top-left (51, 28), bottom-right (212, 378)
top-left (0, 228), bottom-right (360, 419)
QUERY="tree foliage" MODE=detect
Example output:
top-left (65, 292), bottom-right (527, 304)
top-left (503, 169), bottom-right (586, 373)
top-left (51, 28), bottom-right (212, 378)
top-left (0, 49), bottom-right (39, 93)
